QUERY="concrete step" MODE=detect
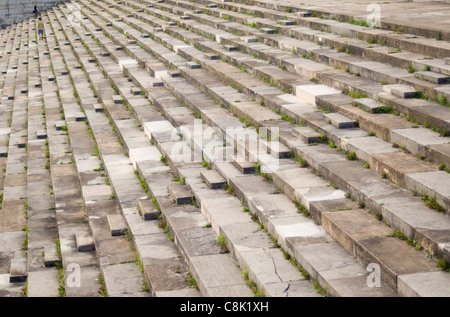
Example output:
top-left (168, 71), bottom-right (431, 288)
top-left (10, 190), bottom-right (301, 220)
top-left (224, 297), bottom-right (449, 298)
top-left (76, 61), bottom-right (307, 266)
top-left (323, 112), bottom-right (358, 129)
top-left (9, 257), bottom-right (27, 283)
top-left (415, 71), bottom-right (450, 84)
top-left (75, 229), bottom-right (95, 252)
top-left (383, 84), bottom-right (417, 99)
top-left (168, 182), bottom-right (194, 205)
top-left (200, 169), bottom-right (227, 189)
top-left (106, 214), bottom-right (129, 236)
top-left (292, 126), bottom-right (322, 144)
top-left (138, 198), bottom-right (160, 220)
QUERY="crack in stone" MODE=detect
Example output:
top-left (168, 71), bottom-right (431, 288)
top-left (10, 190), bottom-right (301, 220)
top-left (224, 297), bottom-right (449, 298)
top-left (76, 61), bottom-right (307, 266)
top-left (283, 282), bottom-right (290, 297)
top-left (271, 256), bottom-right (282, 283)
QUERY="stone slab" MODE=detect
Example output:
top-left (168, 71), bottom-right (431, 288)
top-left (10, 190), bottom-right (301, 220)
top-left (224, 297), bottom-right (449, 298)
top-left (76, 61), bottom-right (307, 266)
top-left (404, 170), bottom-right (450, 212)
top-left (397, 271), bottom-right (450, 297)
top-left (415, 71), bottom-right (450, 84)
top-left (137, 198), bottom-right (159, 220)
top-left (27, 270), bottom-right (59, 297)
top-left (356, 237), bottom-right (439, 290)
top-left (106, 214), bottom-right (128, 236)
top-left (189, 253), bottom-right (253, 297)
top-left (294, 242), bottom-right (396, 297)
top-left (9, 258), bottom-right (27, 283)
top-left (102, 262), bottom-right (149, 297)
top-left (383, 84), bottom-right (416, 99)
top-left (200, 169), bottom-right (227, 189)
top-left (168, 183), bottom-right (194, 205)
top-left (324, 112), bottom-right (357, 129)
top-left (75, 229), bottom-right (95, 252)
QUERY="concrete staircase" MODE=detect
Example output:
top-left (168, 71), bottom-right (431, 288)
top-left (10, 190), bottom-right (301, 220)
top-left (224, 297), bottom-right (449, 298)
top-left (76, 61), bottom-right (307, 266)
top-left (0, 0), bottom-right (449, 297)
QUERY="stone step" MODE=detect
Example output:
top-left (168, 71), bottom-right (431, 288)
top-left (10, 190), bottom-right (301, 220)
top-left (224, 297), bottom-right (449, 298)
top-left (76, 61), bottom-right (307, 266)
top-left (9, 257), bottom-right (27, 283)
top-left (75, 229), bottom-right (95, 252)
top-left (353, 98), bottom-right (388, 114)
top-left (415, 71), bottom-right (450, 84)
top-left (137, 198), bottom-right (160, 220)
top-left (232, 157), bottom-right (256, 174)
top-left (323, 112), bottom-right (358, 129)
top-left (168, 182), bottom-right (194, 205)
top-left (200, 169), bottom-right (227, 189)
top-left (292, 126), bottom-right (322, 144)
top-left (383, 84), bottom-right (417, 99)
top-left (44, 244), bottom-right (61, 267)
top-left (106, 213), bottom-right (129, 236)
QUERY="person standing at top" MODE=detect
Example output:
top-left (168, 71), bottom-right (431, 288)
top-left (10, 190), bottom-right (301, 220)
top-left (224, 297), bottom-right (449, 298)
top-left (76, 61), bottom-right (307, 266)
top-left (33, 4), bottom-right (39, 18)
top-left (37, 17), bottom-right (44, 41)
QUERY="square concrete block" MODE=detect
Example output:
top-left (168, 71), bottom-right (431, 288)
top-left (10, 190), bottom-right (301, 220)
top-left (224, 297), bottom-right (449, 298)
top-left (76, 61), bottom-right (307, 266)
top-left (113, 95), bottom-right (124, 104)
top-left (93, 103), bottom-right (104, 112)
top-left (75, 229), bottom-right (95, 252)
top-left (130, 86), bottom-right (142, 95)
top-left (168, 69), bottom-right (181, 77)
top-left (383, 84), bottom-right (416, 99)
top-left (224, 45), bottom-right (237, 52)
top-left (168, 183), bottom-right (194, 205)
top-left (232, 156), bottom-right (256, 174)
top-left (9, 258), bottom-right (27, 283)
top-left (17, 138), bottom-right (26, 148)
top-left (200, 169), bottom-right (227, 189)
top-left (107, 214), bottom-right (128, 236)
top-left (241, 36), bottom-right (257, 43)
top-left (0, 146), bottom-right (7, 157)
top-left (204, 53), bottom-right (219, 60)
top-left (138, 198), bottom-right (160, 220)
top-left (324, 112), bottom-right (358, 129)
top-left (36, 130), bottom-right (47, 139)
top-left (186, 61), bottom-right (201, 69)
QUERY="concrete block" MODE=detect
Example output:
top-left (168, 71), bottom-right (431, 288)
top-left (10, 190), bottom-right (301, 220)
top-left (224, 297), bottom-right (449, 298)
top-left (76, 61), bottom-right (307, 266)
top-left (200, 169), bottom-right (227, 189)
top-left (75, 229), bottom-right (95, 252)
top-left (107, 214), bottom-right (128, 236)
top-left (324, 112), bottom-right (358, 129)
top-left (415, 71), bottom-right (450, 84)
top-left (383, 84), bottom-right (416, 99)
top-left (9, 258), bottom-right (27, 283)
top-left (398, 271), bottom-right (450, 297)
top-left (138, 198), bottom-right (159, 220)
top-left (168, 183), bottom-right (194, 205)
